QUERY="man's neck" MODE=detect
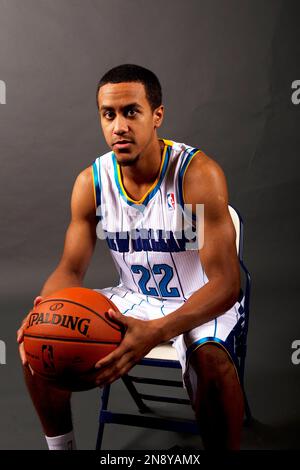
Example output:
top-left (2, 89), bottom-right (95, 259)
top-left (119, 138), bottom-right (165, 199)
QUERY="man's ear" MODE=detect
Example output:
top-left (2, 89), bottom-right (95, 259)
top-left (153, 105), bottom-right (164, 129)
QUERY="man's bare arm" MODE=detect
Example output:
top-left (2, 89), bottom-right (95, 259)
top-left (157, 152), bottom-right (241, 342)
top-left (39, 166), bottom-right (97, 297)
top-left (17, 166), bottom-right (97, 363)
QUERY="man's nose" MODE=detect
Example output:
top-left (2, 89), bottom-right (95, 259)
top-left (113, 114), bottom-right (129, 134)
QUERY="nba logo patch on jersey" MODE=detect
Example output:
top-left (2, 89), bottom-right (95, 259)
top-left (167, 192), bottom-right (175, 210)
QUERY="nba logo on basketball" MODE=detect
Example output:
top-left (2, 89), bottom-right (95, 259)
top-left (167, 192), bottom-right (175, 210)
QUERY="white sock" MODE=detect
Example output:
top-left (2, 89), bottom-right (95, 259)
top-left (45, 430), bottom-right (77, 450)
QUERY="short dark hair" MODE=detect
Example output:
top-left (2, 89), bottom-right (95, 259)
top-left (96, 64), bottom-right (162, 112)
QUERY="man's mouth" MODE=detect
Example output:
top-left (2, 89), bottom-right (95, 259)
top-left (113, 140), bottom-right (133, 149)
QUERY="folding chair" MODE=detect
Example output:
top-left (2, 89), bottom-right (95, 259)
top-left (96, 204), bottom-right (252, 450)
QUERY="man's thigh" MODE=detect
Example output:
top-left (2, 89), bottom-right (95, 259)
top-left (93, 285), bottom-right (174, 321)
top-left (171, 299), bottom-right (245, 408)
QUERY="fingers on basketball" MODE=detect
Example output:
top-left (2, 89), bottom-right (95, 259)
top-left (19, 343), bottom-right (28, 366)
top-left (34, 296), bottom-right (43, 306)
top-left (17, 296), bottom-right (42, 342)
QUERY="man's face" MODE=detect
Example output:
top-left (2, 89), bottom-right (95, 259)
top-left (97, 82), bottom-right (163, 166)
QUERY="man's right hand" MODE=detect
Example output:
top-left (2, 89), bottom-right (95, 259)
top-left (17, 296), bottom-right (43, 367)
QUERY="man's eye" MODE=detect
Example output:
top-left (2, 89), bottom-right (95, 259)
top-left (104, 112), bottom-right (114, 119)
top-left (127, 109), bottom-right (137, 117)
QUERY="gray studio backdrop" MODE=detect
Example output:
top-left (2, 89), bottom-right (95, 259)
top-left (0, 0), bottom-right (299, 450)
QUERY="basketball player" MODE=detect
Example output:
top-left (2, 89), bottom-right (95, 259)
top-left (17, 64), bottom-right (246, 450)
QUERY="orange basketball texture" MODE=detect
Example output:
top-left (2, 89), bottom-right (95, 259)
top-left (23, 287), bottom-right (123, 390)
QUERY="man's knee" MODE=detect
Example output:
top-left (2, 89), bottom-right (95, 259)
top-left (189, 342), bottom-right (236, 383)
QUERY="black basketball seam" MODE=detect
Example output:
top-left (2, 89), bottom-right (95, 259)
top-left (24, 333), bottom-right (120, 345)
top-left (34, 297), bottom-right (122, 332)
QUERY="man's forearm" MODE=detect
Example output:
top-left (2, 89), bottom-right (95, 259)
top-left (156, 279), bottom-right (240, 343)
top-left (39, 265), bottom-right (82, 298)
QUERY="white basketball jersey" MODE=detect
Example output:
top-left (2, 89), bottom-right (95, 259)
top-left (92, 138), bottom-right (208, 301)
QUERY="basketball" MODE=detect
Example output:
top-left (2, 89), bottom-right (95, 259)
top-left (23, 287), bottom-right (124, 391)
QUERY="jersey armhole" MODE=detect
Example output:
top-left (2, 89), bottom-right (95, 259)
top-left (178, 148), bottom-right (203, 223)
top-left (182, 149), bottom-right (203, 204)
top-left (92, 159), bottom-right (101, 213)
top-left (91, 165), bottom-right (97, 211)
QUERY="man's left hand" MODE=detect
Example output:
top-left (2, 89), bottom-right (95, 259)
top-left (93, 308), bottom-right (164, 387)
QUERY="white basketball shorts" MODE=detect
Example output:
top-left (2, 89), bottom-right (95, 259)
top-left (93, 285), bottom-right (246, 409)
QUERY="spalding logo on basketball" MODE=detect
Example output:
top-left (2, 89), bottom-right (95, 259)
top-left (23, 287), bottom-right (124, 391)
top-left (27, 308), bottom-right (91, 336)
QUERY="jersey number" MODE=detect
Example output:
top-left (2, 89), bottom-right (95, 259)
top-left (131, 264), bottom-right (180, 297)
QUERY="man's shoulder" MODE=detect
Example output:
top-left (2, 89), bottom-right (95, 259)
top-left (167, 138), bottom-right (222, 173)
top-left (76, 165), bottom-right (93, 186)
top-left (170, 139), bottom-right (210, 165)
top-left (68, 165), bottom-right (97, 220)
top-left (183, 148), bottom-right (228, 206)
top-left (185, 148), bottom-right (225, 183)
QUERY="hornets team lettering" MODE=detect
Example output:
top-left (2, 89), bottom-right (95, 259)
top-left (104, 228), bottom-right (195, 253)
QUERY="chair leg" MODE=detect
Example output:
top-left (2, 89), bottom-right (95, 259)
top-left (243, 388), bottom-right (253, 426)
top-left (122, 375), bottom-right (152, 413)
top-left (238, 347), bottom-right (253, 426)
top-left (96, 384), bottom-right (111, 450)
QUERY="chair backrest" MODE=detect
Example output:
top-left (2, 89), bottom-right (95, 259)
top-left (228, 205), bottom-right (241, 255)
top-left (227, 204), bottom-right (251, 387)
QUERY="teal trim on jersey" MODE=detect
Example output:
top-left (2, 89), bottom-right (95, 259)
top-left (92, 160), bottom-right (101, 208)
top-left (178, 147), bottom-right (201, 221)
top-left (185, 311), bottom-right (246, 379)
top-left (108, 287), bottom-right (128, 301)
top-left (185, 336), bottom-right (239, 374)
top-left (122, 297), bottom-right (146, 315)
top-left (160, 302), bottom-right (166, 317)
top-left (112, 143), bottom-right (172, 207)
